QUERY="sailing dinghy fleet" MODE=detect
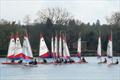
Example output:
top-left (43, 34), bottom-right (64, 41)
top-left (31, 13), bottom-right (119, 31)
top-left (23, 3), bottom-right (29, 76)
top-left (1, 32), bottom-right (119, 65)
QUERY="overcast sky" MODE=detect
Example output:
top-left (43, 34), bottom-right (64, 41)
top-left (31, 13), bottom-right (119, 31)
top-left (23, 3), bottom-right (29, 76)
top-left (0, 0), bottom-right (119, 24)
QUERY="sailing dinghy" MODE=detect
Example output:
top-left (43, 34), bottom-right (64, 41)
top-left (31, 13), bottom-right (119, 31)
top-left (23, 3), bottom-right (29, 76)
top-left (97, 35), bottom-right (104, 64)
top-left (107, 32), bottom-right (116, 65)
top-left (38, 34), bottom-right (51, 64)
top-left (22, 32), bottom-right (33, 62)
top-left (77, 35), bottom-right (88, 64)
top-left (2, 33), bottom-right (24, 64)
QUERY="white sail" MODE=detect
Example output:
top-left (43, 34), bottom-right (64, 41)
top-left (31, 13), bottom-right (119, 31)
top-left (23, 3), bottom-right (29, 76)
top-left (63, 35), bottom-right (70, 59)
top-left (51, 35), bottom-right (55, 58)
top-left (97, 36), bottom-right (101, 58)
top-left (77, 37), bottom-right (81, 58)
top-left (39, 34), bottom-right (49, 57)
top-left (23, 32), bottom-right (33, 59)
top-left (59, 35), bottom-right (62, 57)
top-left (107, 33), bottom-right (113, 58)
top-left (54, 35), bottom-right (58, 58)
top-left (7, 34), bottom-right (16, 58)
top-left (14, 32), bottom-right (23, 59)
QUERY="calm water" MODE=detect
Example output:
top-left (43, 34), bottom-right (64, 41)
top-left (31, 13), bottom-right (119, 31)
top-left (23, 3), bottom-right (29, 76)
top-left (0, 57), bottom-right (120, 80)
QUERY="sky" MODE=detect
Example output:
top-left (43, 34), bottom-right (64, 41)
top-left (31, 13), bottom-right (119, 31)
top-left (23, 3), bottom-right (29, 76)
top-left (0, 0), bottom-right (120, 24)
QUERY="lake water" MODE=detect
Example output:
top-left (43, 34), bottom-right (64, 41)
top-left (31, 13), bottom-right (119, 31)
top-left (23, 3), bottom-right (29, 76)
top-left (0, 57), bottom-right (120, 80)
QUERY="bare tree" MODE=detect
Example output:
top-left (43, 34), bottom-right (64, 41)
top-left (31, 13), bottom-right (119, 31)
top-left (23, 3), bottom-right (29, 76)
top-left (23, 15), bottom-right (31, 25)
top-left (35, 8), bottom-right (73, 25)
top-left (106, 11), bottom-right (120, 26)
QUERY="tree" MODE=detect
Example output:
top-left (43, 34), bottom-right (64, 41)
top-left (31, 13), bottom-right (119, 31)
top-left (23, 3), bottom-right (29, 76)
top-left (106, 11), bottom-right (120, 26)
top-left (96, 19), bottom-right (100, 27)
top-left (23, 15), bottom-right (31, 25)
top-left (35, 8), bottom-right (72, 25)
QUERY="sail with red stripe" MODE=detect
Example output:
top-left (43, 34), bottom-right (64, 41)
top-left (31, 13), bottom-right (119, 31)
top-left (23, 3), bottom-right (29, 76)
top-left (107, 33), bottom-right (113, 58)
top-left (77, 36), bottom-right (81, 58)
top-left (22, 32), bottom-right (33, 60)
top-left (7, 34), bottom-right (16, 59)
top-left (63, 34), bottom-right (70, 59)
top-left (14, 32), bottom-right (24, 59)
top-left (39, 34), bottom-right (49, 58)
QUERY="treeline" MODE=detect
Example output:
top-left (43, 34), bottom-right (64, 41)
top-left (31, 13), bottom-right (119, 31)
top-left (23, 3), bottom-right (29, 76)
top-left (0, 8), bottom-right (120, 56)
top-left (0, 19), bottom-right (120, 54)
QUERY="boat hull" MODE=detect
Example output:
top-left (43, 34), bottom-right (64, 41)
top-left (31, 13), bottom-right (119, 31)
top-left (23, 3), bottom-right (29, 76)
top-left (1, 62), bottom-right (20, 65)
top-left (98, 62), bottom-right (107, 64)
top-left (77, 61), bottom-right (88, 64)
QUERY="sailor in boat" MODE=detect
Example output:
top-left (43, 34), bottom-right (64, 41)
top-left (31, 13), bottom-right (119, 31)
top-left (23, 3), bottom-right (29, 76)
top-left (59, 58), bottom-right (64, 63)
top-left (108, 59), bottom-right (119, 65)
top-left (114, 59), bottom-right (119, 64)
top-left (29, 59), bottom-right (33, 64)
top-left (103, 58), bottom-right (107, 63)
top-left (68, 58), bottom-right (75, 63)
top-left (81, 57), bottom-right (87, 63)
top-left (55, 58), bottom-right (62, 63)
top-left (64, 59), bottom-right (68, 63)
top-left (43, 58), bottom-right (47, 63)
top-left (11, 59), bottom-right (15, 63)
top-left (33, 58), bottom-right (37, 65)
top-left (18, 59), bottom-right (23, 64)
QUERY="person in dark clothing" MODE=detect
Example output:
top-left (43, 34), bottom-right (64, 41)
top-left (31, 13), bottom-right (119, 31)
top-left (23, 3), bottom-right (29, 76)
top-left (29, 60), bottom-right (33, 64)
top-left (11, 59), bottom-right (15, 63)
top-left (60, 58), bottom-right (64, 62)
top-left (115, 59), bottom-right (119, 64)
top-left (33, 59), bottom-right (37, 65)
top-left (81, 57), bottom-right (87, 62)
top-left (69, 58), bottom-right (75, 63)
top-left (103, 58), bottom-right (107, 63)
top-left (43, 58), bottom-right (47, 63)
top-left (64, 59), bottom-right (67, 63)
top-left (18, 60), bottom-right (23, 64)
